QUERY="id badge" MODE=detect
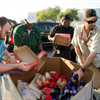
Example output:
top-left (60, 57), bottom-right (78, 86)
top-left (57, 50), bottom-right (60, 54)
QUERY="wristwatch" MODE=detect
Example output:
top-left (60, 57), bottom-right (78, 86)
top-left (80, 67), bottom-right (86, 72)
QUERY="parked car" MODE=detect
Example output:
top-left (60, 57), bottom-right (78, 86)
top-left (5, 22), bottom-right (59, 52)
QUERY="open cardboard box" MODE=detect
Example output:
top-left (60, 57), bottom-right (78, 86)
top-left (55, 33), bottom-right (70, 46)
top-left (13, 46), bottom-right (47, 71)
top-left (88, 64), bottom-right (100, 89)
top-left (9, 57), bottom-right (94, 100)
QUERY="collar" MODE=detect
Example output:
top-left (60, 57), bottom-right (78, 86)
top-left (81, 24), bottom-right (97, 34)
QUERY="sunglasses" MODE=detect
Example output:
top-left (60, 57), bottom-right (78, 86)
top-left (3, 27), bottom-right (11, 34)
top-left (85, 19), bottom-right (97, 24)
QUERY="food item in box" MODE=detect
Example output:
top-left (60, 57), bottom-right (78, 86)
top-left (50, 82), bottom-right (57, 88)
top-left (63, 88), bottom-right (71, 98)
top-left (44, 72), bottom-right (54, 82)
top-left (60, 74), bottom-right (66, 79)
top-left (70, 74), bottom-right (78, 86)
top-left (41, 87), bottom-right (51, 95)
top-left (28, 73), bottom-right (43, 97)
top-left (58, 79), bottom-right (67, 88)
top-left (41, 75), bottom-right (50, 87)
top-left (17, 80), bottom-right (37, 100)
top-left (50, 71), bottom-right (59, 79)
top-left (41, 94), bottom-right (52, 100)
top-left (54, 87), bottom-right (61, 95)
top-left (77, 80), bottom-right (85, 91)
top-left (71, 85), bottom-right (76, 90)
top-left (56, 77), bottom-right (63, 85)
top-left (72, 89), bottom-right (77, 96)
top-left (35, 78), bottom-right (44, 90)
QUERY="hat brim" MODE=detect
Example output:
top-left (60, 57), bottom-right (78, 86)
top-left (27, 19), bottom-right (37, 23)
top-left (85, 16), bottom-right (98, 21)
top-left (65, 18), bottom-right (73, 21)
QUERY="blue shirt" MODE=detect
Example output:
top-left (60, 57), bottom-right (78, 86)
top-left (0, 40), bottom-right (6, 78)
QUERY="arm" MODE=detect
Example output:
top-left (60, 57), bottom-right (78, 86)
top-left (37, 43), bottom-right (47, 57)
top-left (48, 35), bottom-right (55, 42)
top-left (0, 62), bottom-right (32, 72)
top-left (37, 43), bottom-right (43, 52)
top-left (74, 52), bottom-right (97, 81)
top-left (4, 50), bottom-right (17, 64)
top-left (74, 46), bottom-right (84, 66)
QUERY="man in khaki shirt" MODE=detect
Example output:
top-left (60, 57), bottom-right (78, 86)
top-left (71, 9), bottom-right (100, 81)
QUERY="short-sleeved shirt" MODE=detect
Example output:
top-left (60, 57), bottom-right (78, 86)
top-left (0, 40), bottom-right (6, 78)
top-left (13, 23), bottom-right (42, 55)
top-left (71, 24), bottom-right (100, 68)
top-left (49, 24), bottom-right (74, 51)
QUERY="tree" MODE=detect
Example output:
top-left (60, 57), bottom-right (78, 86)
top-left (35, 6), bottom-right (61, 22)
top-left (57, 8), bottom-right (79, 21)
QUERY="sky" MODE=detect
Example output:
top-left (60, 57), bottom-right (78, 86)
top-left (1, 0), bottom-right (100, 22)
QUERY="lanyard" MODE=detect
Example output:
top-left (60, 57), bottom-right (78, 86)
top-left (81, 32), bottom-right (92, 46)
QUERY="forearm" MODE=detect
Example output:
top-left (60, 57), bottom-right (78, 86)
top-left (4, 50), bottom-right (12, 59)
top-left (82, 52), bottom-right (97, 69)
top-left (0, 63), bottom-right (18, 72)
top-left (48, 35), bottom-right (55, 42)
top-left (74, 46), bottom-right (83, 65)
top-left (37, 43), bottom-right (43, 52)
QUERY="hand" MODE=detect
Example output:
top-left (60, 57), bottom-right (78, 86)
top-left (17, 62), bottom-right (32, 71)
top-left (8, 56), bottom-right (17, 64)
top-left (52, 37), bottom-right (55, 42)
top-left (44, 52), bottom-right (48, 57)
top-left (73, 68), bottom-right (84, 81)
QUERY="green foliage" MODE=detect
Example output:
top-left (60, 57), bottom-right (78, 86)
top-left (57, 8), bottom-right (79, 21)
top-left (35, 6), bottom-right (61, 22)
top-left (21, 6), bottom-right (79, 23)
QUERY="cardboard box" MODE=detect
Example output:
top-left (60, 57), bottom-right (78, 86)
top-left (55, 33), bottom-right (70, 46)
top-left (88, 64), bottom-right (100, 89)
top-left (9, 57), bottom-right (94, 100)
top-left (13, 46), bottom-right (47, 71)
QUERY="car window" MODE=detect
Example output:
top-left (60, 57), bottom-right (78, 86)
top-left (35, 22), bottom-right (59, 32)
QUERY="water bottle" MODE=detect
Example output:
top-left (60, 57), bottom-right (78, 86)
top-left (70, 74), bottom-right (78, 86)
top-left (77, 80), bottom-right (85, 91)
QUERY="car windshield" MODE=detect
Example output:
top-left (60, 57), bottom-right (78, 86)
top-left (35, 22), bottom-right (59, 32)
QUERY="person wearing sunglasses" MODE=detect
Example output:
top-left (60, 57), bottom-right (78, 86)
top-left (0, 16), bottom-right (32, 100)
top-left (71, 9), bottom-right (100, 81)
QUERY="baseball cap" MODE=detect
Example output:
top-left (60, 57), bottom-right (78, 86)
top-left (84, 9), bottom-right (99, 21)
top-left (25, 12), bottom-right (37, 23)
top-left (62, 14), bottom-right (73, 21)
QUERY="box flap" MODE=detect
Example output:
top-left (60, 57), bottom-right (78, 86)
top-left (55, 33), bottom-right (70, 46)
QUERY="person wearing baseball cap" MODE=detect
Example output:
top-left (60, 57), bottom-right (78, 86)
top-left (71, 9), bottom-right (100, 87)
top-left (13, 12), bottom-right (47, 56)
top-left (48, 14), bottom-right (75, 62)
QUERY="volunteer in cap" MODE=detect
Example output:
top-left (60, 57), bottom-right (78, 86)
top-left (0, 16), bottom-right (32, 100)
top-left (48, 14), bottom-right (74, 61)
top-left (13, 12), bottom-right (46, 55)
top-left (71, 9), bottom-right (100, 81)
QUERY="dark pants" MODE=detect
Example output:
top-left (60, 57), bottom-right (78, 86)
top-left (71, 49), bottom-right (77, 63)
top-left (52, 49), bottom-right (71, 60)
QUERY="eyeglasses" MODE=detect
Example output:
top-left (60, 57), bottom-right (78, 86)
top-left (3, 27), bottom-right (11, 34)
top-left (85, 19), bottom-right (97, 24)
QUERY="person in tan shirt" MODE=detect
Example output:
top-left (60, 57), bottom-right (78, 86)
top-left (71, 9), bottom-right (100, 81)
